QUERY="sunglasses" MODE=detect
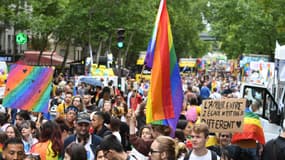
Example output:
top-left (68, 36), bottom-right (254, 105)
top-left (220, 134), bottom-right (230, 138)
top-left (149, 148), bottom-right (161, 154)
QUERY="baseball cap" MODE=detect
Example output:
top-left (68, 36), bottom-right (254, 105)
top-left (65, 105), bottom-right (79, 114)
top-left (77, 112), bottom-right (91, 124)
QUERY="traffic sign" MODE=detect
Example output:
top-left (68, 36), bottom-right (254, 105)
top-left (16, 33), bottom-right (27, 45)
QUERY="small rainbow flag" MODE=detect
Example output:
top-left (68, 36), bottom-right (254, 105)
top-left (232, 111), bottom-right (265, 144)
top-left (3, 64), bottom-right (54, 113)
top-left (144, 0), bottom-right (183, 134)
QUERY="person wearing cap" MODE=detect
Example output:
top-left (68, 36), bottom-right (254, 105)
top-left (63, 112), bottom-right (102, 160)
top-left (65, 105), bottom-right (78, 134)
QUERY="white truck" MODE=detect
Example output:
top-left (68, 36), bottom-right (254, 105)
top-left (239, 44), bottom-right (285, 142)
top-left (240, 83), bottom-right (283, 142)
top-left (274, 42), bottom-right (285, 128)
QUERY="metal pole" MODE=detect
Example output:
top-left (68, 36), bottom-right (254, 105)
top-left (118, 48), bottom-right (122, 87)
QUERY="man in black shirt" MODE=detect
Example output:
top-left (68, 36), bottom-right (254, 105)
top-left (262, 128), bottom-right (285, 160)
top-left (90, 111), bottom-right (112, 138)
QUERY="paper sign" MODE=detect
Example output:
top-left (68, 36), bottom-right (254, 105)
top-left (201, 98), bottom-right (246, 132)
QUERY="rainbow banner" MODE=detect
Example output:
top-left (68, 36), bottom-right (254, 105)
top-left (3, 64), bottom-right (54, 113)
top-left (144, 0), bottom-right (183, 134)
top-left (232, 111), bottom-right (265, 144)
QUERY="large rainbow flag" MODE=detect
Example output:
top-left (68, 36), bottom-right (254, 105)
top-left (232, 111), bottom-right (265, 144)
top-left (3, 64), bottom-right (54, 113)
top-left (144, 0), bottom-right (183, 134)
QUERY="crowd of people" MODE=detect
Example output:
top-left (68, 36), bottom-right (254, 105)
top-left (0, 72), bottom-right (284, 160)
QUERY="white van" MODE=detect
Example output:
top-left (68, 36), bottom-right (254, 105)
top-left (240, 83), bottom-right (284, 142)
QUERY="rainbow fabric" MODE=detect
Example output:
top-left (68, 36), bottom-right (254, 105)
top-left (31, 140), bottom-right (60, 160)
top-left (144, 0), bottom-right (183, 134)
top-left (232, 111), bottom-right (265, 144)
top-left (3, 64), bottom-right (54, 113)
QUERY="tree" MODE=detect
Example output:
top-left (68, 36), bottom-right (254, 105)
top-left (0, 0), bottom-right (30, 59)
top-left (24, 0), bottom-right (210, 69)
top-left (29, 0), bottom-right (65, 65)
top-left (204, 0), bottom-right (285, 58)
top-left (168, 0), bottom-right (210, 58)
top-left (51, 0), bottom-right (158, 68)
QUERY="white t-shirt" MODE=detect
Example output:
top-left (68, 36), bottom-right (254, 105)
top-left (76, 135), bottom-right (94, 160)
top-left (189, 149), bottom-right (220, 160)
top-left (112, 131), bottom-right (121, 143)
top-left (210, 92), bottom-right (222, 99)
top-left (129, 148), bottom-right (148, 160)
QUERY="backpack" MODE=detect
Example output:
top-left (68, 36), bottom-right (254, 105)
top-left (183, 149), bottom-right (217, 160)
top-left (49, 98), bottom-right (61, 116)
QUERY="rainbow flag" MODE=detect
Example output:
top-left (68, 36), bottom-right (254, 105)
top-left (232, 111), bottom-right (265, 144)
top-left (144, 0), bottom-right (183, 134)
top-left (3, 64), bottom-right (54, 113)
top-left (31, 140), bottom-right (60, 160)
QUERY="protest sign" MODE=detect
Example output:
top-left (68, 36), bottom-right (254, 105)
top-left (201, 98), bottom-right (246, 132)
top-left (3, 64), bottom-right (54, 113)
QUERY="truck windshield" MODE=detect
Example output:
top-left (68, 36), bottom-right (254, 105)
top-left (243, 86), bottom-right (280, 124)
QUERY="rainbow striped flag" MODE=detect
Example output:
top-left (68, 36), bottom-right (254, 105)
top-left (144, 0), bottom-right (183, 134)
top-left (232, 111), bottom-right (265, 144)
top-left (3, 64), bottom-right (54, 113)
top-left (31, 140), bottom-right (60, 160)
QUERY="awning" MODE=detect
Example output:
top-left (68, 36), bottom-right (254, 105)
top-left (22, 51), bottom-right (72, 66)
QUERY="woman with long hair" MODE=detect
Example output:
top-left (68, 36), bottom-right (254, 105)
top-left (5, 125), bottom-right (21, 139)
top-left (19, 120), bottom-right (38, 153)
top-left (31, 120), bottom-right (63, 160)
top-left (71, 95), bottom-right (84, 112)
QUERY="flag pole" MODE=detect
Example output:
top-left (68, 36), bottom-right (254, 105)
top-left (140, 64), bottom-right (146, 81)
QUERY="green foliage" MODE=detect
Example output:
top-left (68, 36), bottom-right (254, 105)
top-left (168, 0), bottom-right (209, 58)
top-left (2, 0), bottom-right (212, 66)
top-left (204, 0), bottom-right (285, 58)
top-left (0, 0), bottom-right (30, 30)
top-left (29, 0), bottom-right (65, 50)
top-left (3, 0), bottom-right (285, 67)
